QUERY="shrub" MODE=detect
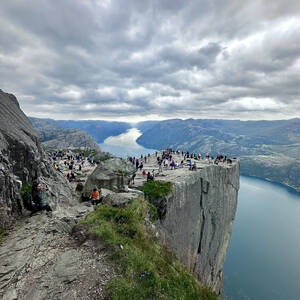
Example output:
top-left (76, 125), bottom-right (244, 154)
top-left (0, 227), bottom-right (5, 242)
top-left (20, 183), bottom-right (32, 195)
top-left (81, 198), bottom-right (218, 300)
top-left (141, 181), bottom-right (173, 200)
top-left (76, 183), bottom-right (84, 192)
top-left (141, 181), bottom-right (173, 220)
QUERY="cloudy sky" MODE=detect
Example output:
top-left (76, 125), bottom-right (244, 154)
top-left (1, 0), bottom-right (300, 121)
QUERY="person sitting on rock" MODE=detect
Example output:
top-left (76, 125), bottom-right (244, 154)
top-left (32, 182), bottom-right (52, 212)
top-left (69, 171), bottom-right (76, 182)
top-left (189, 162), bottom-right (197, 171)
top-left (147, 172), bottom-right (154, 182)
top-left (90, 188), bottom-right (102, 205)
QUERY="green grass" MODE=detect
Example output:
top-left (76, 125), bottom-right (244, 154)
top-left (140, 181), bottom-right (173, 220)
top-left (81, 198), bottom-right (218, 300)
top-left (141, 181), bottom-right (173, 200)
top-left (20, 183), bottom-right (32, 195)
top-left (0, 227), bottom-right (5, 241)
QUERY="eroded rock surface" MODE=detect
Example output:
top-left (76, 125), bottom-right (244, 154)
top-left (0, 209), bottom-right (114, 300)
top-left (0, 90), bottom-right (73, 228)
top-left (82, 157), bottom-right (136, 195)
top-left (134, 153), bottom-right (240, 294)
top-left (0, 90), bottom-right (115, 299)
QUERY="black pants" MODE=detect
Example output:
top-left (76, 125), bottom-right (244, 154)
top-left (91, 197), bottom-right (102, 205)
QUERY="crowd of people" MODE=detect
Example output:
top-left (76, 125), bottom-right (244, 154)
top-left (49, 151), bottom-right (97, 182)
top-left (24, 149), bottom-right (234, 213)
top-left (127, 149), bottom-right (234, 184)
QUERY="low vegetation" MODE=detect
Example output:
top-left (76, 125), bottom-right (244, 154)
top-left (141, 181), bottom-right (173, 220)
top-left (0, 227), bottom-right (5, 242)
top-left (20, 183), bottom-right (32, 195)
top-left (141, 181), bottom-right (173, 200)
top-left (82, 198), bottom-right (218, 300)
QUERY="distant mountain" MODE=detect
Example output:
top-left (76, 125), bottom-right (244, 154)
top-left (136, 121), bottom-right (161, 133)
top-left (29, 117), bottom-right (100, 150)
top-left (137, 118), bottom-right (300, 191)
top-left (55, 120), bottom-right (131, 143)
top-left (29, 118), bottom-right (162, 144)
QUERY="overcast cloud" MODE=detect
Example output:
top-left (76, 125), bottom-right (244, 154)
top-left (0, 0), bottom-right (300, 121)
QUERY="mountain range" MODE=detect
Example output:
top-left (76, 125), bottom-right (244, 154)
top-left (29, 116), bottom-right (300, 191)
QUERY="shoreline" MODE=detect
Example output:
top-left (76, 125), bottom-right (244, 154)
top-left (240, 172), bottom-right (300, 194)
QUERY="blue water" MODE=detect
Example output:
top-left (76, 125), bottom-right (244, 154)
top-left (99, 128), bottom-right (157, 158)
top-left (99, 130), bottom-right (300, 299)
top-left (223, 176), bottom-right (300, 300)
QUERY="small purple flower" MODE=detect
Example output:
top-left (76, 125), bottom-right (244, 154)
top-left (162, 288), bottom-right (165, 292)
top-left (132, 285), bottom-right (135, 289)
top-left (141, 273), bottom-right (145, 277)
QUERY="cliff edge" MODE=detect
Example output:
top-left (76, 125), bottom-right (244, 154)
top-left (134, 154), bottom-right (240, 293)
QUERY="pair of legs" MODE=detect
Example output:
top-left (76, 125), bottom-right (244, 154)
top-left (91, 197), bottom-right (103, 205)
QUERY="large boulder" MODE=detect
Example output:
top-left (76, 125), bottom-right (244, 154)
top-left (0, 90), bottom-right (72, 228)
top-left (82, 158), bottom-right (135, 196)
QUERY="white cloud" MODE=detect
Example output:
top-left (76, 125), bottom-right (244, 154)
top-left (0, 0), bottom-right (299, 121)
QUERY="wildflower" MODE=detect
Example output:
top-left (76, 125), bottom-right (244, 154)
top-left (141, 273), bottom-right (145, 277)
top-left (162, 288), bottom-right (165, 292)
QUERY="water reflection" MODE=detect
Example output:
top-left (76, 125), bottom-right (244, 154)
top-left (223, 176), bottom-right (300, 300)
top-left (99, 128), bottom-right (157, 158)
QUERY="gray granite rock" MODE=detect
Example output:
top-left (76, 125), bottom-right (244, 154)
top-left (0, 90), bottom-right (73, 228)
top-left (155, 161), bottom-right (240, 294)
top-left (82, 157), bottom-right (136, 195)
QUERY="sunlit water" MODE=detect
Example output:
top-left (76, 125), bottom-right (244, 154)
top-left (223, 176), bottom-right (300, 300)
top-left (99, 128), bottom-right (157, 158)
top-left (100, 130), bottom-right (300, 300)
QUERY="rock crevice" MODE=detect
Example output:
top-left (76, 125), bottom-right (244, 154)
top-left (151, 160), bottom-right (240, 294)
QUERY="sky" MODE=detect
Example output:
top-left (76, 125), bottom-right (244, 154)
top-left (0, 0), bottom-right (300, 122)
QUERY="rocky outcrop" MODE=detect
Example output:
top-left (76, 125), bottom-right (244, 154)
top-left (82, 158), bottom-right (136, 196)
top-left (133, 154), bottom-right (239, 294)
top-left (42, 129), bottom-right (101, 151)
top-left (0, 208), bottom-right (114, 300)
top-left (0, 90), bottom-right (72, 228)
top-left (29, 117), bottom-right (101, 151)
top-left (157, 162), bottom-right (239, 293)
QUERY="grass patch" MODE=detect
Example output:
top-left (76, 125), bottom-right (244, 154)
top-left (20, 183), bottom-right (32, 195)
top-left (140, 181), bottom-right (173, 220)
top-left (81, 198), bottom-right (218, 300)
top-left (141, 181), bottom-right (173, 200)
top-left (148, 203), bottom-right (159, 222)
top-left (0, 227), bottom-right (5, 241)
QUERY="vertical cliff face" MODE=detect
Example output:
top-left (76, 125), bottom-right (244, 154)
top-left (0, 90), bottom-right (72, 228)
top-left (157, 161), bottom-right (239, 293)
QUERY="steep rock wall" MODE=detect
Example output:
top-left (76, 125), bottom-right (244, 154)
top-left (157, 162), bottom-right (239, 293)
top-left (0, 90), bottom-right (72, 228)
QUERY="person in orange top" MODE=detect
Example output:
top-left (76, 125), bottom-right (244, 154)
top-left (90, 188), bottom-right (101, 205)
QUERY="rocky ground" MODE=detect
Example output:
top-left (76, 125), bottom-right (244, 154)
top-left (0, 154), bottom-right (116, 300)
top-left (131, 152), bottom-right (236, 188)
top-left (1, 151), bottom-right (238, 299)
